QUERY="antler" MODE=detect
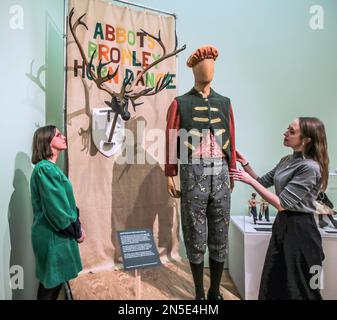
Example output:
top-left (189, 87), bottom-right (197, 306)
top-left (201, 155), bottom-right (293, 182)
top-left (69, 8), bottom-right (120, 99)
top-left (69, 8), bottom-right (186, 143)
top-left (127, 29), bottom-right (186, 109)
top-left (69, 8), bottom-right (128, 143)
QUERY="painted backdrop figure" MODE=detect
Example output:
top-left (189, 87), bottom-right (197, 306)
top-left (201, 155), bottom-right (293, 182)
top-left (231, 117), bottom-right (328, 300)
top-left (165, 46), bottom-right (237, 300)
top-left (30, 125), bottom-right (85, 300)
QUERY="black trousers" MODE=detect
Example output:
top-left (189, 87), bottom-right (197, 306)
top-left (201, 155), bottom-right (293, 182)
top-left (37, 282), bottom-right (63, 300)
top-left (259, 211), bottom-right (324, 300)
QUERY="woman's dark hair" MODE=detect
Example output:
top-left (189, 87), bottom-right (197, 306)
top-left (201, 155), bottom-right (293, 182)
top-left (31, 125), bottom-right (56, 164)
top-left (299, 117), bottom-right (329, 191)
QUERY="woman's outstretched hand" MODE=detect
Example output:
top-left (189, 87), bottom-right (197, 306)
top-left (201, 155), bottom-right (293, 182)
top-left (230, 168), bottom-right (255, 185)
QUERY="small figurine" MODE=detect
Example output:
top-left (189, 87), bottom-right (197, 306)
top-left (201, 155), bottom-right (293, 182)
top-left (315, 192), bottom-right (337, 229)
top-left (259, 198), bottom-right (270, 222)
top-left (248, 193), bottom-right (258, 224)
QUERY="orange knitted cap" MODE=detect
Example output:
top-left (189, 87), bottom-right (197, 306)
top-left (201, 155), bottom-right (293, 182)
top-left (186, 45), bottom-right (219, 68)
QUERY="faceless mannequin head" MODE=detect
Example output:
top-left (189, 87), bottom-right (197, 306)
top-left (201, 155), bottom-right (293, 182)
top-left (192, 58), bottom-right (215, 84)
top-left (186, 45), bottom-right (218, 87)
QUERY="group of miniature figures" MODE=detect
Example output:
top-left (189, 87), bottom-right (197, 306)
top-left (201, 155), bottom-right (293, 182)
top-left (248, 193), bottom-right (270, 224)
top-left (248, 192), bottom-right (337, 228)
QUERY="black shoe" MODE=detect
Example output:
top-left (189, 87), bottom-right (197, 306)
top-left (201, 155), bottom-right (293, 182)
top-left (207, 291), bottom-right (224, 300)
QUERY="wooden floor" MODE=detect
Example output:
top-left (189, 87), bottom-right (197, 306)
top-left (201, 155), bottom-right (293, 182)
top-left (69, 259), bottom-right (241, 300)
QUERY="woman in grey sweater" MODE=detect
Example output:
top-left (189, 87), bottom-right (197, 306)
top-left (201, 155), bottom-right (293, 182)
top-left (231, 117), bottom-right (329, 300)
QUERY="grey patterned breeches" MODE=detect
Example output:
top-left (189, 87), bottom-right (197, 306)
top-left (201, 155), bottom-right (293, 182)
top-left (180, 158), bottom-right (231, 264)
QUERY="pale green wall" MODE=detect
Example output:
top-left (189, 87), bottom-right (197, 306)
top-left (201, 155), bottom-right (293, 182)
top-left (140, 0), bottom-right (337, 215)
top-left (0, 0), bottom-right (65, 299)
top-left (0, 0), bottom-right (336, 299)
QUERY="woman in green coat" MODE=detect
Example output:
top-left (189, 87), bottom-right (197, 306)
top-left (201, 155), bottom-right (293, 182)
top-left (30, 125), bottom-right (85, 300)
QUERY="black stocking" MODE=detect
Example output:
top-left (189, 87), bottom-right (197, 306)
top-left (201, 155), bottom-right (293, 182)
top-left (189, 261), bottom-right (205, 299)
top-left (209, 258), bottom-right (224, 297)
top-left (37, 282), bottom-right (63, 300)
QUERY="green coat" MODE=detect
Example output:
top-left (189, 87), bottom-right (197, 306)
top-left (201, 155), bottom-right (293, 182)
top-left (30, 160), bottom-right (82, 288)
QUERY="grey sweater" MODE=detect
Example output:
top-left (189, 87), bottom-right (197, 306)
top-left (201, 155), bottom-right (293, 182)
top-left (258, 151), bottom-right (321, 213)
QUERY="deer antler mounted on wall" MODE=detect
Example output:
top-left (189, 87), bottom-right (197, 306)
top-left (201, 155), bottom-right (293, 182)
top-left (68, 8), bottom-right (186, 145)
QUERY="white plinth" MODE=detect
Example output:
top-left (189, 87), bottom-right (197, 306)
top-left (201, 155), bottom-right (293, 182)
top-left (228, 215), bottom-right (337, 300)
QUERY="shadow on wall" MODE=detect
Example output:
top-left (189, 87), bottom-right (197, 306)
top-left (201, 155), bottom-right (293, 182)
top-left (1, 221), bottom-right (11, 299)
top-left (27, 11), bottom-right (66, 170)
top-left (111, 116), bottom-right (179, 264)
top-left (4, 3), bottom-right (64, 300)
top-left (8, 152), bottom-right (38, 300)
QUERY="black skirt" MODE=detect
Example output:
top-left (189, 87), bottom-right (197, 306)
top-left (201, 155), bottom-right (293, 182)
top-left (258, 211), bottom-right (325, 300)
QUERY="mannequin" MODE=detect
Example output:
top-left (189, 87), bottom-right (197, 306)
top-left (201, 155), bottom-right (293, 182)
top-left (165, 45), bottom-right (237, 300)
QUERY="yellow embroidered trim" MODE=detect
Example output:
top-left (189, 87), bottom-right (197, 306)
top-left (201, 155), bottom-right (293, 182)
top-left (194, 106), bottom-right (208, 111)
top-left (223, 139), bottom-right (230, 150)
top-left (189, 130), bottom-right (203, 137)
top-left (215, 129), bottom-right (226, 136)
top-left (210, 118), bottom-right (221, 124)
top-left (210, 107), bottom-right (219, 112)
top-left (184, 141), bottom-right (196, 150)
top-left (193, 117), bottom-right (209, 122)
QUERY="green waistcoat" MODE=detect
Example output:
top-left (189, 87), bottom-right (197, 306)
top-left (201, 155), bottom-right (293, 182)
top-left (177, 88), bottom-right (231, 161)
top-left (30, 160), bottom-right (82, 288)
